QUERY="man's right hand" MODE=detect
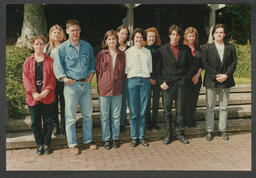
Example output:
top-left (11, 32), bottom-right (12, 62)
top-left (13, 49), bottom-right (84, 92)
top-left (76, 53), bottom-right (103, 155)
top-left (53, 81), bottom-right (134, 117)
top-left (160, 81), bottom-right (169, 90)
top-left (62, 77), bottom-right (75, 85)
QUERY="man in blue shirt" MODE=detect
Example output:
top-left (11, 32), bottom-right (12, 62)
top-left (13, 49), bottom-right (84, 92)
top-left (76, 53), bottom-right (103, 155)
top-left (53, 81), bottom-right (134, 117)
top-left (54, 19), bottom-right (96, 155)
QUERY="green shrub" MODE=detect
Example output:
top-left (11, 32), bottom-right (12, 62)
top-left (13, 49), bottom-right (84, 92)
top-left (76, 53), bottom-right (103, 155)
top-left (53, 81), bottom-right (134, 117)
top-left (6, 45), bottom-right (32, 117)
top-left (229, 40), bottom-right (251, 79)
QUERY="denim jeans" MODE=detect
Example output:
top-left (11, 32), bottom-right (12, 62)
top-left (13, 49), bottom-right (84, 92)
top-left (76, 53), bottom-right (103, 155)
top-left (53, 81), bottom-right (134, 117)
top-left (162, 84), bottom-right (185, 136)
top-left (205, 88), bottom-right (230, 132)
top-left (127, 77), bottom-right (150, 140)
top-left (53, 80), bottom-right (65, 130)
top-left (28, 102), bottom-right (54, 146)
top-left (64, 81), bottom-right (93, 147)
top-left (99, 95), bottom-right (122, 141)
top-left (120, 79), bottom-right (129, 126)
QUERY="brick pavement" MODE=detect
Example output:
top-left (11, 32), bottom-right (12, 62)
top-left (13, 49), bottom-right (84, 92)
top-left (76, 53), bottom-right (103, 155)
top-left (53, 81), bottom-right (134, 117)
top-left (6, 133), bottom-right (251, 170)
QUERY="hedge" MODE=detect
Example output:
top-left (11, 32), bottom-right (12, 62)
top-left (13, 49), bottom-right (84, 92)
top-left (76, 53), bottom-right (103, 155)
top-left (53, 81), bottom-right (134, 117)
top-left (6, 42), bottom-right (251, 118)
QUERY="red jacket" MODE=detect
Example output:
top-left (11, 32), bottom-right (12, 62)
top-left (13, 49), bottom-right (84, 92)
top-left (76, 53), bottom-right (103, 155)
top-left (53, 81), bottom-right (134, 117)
top-left (96, 49), bottom-right (126, 96)
top-left (23, 54), bottom-right (56, 106)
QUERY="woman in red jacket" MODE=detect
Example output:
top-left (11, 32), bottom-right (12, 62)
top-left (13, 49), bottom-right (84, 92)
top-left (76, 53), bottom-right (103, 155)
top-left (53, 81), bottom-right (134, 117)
top-left (23, 35), bottom-right (56, 155)
top-left (96, 30), bottom-right (126, 150)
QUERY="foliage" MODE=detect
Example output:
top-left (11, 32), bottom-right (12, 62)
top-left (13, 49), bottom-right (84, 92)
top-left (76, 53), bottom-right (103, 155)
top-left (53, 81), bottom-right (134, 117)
top-left (229, 40), bottom-right (251, 79)
top-left (224, 4), bottom-right (251, 44)
top-left (6, 46), bottom-right (32, 117)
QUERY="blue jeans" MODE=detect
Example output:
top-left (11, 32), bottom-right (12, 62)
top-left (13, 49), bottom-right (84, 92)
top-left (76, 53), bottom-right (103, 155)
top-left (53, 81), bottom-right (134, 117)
top-left (120, 79), bottom-right (129, 126)
top-left (64, 81), bottom-right (93, 147)
top-left (127, 77), bottom-right (150, 140)
top-left (99, 95), bottom-right (122, 141)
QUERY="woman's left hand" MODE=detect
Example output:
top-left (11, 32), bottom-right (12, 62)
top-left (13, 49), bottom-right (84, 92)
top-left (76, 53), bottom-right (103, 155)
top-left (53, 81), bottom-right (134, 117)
top-left (39, 89), bottom-right (50, 99)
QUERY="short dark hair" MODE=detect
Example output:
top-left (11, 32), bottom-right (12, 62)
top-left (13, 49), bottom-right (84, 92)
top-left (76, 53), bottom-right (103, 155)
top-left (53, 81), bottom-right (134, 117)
top-left (168, 25), bottom-right (183, 36)
top-left (66, 19), bottom-right (80, 29)
top-left (212, 24), bottom-right (226, 39)
top-left (131, 28), bottom-right (146, 41)
top-left (32, 35), bottom-right (47, 44)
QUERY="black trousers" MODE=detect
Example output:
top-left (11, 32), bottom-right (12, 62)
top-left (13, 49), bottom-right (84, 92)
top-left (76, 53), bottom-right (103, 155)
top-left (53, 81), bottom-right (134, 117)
top-left (162, 84), bottom-right (185, 136)
top-left (146, 84), bottom-right (161, 125)
top-left (53, 80), bottom-right (65, 130)
top-left (183, 78), bottom-right (202, 125)
top-left (28, 102), bottom-right (55, 146)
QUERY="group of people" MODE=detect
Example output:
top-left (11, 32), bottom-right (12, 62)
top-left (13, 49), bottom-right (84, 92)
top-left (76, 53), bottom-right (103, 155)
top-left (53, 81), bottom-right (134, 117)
top-left (22, 19), bottom-right (237, 156)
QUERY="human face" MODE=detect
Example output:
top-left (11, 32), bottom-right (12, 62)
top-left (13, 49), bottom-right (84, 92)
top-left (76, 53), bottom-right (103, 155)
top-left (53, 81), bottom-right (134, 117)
top-left (186, 32), bottom-right (196, 46)
top-left (106, 35), bottom-right (117, 49)
top-left (51, 29), bottom-right (61, 42)
top-left (147, 31), bottom-right (156, 46)
top-left (169, 30), bottom-right (181, 46)
top-left (117, 29), bottom-right (128, 43)
top-left (134, 32), bottom-right (144, 48)
top-left (66, 24), bottom-right (81, 43)
top-left (213, 27), bottom-right (225, 43)
top-left (32, 39), bottom-right (45, 53)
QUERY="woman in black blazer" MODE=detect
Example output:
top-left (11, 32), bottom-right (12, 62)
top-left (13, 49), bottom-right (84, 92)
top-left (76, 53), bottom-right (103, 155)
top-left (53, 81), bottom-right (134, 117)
top-left (183, 27), bottom-right (203, 128)
top-left (202, 24), bottom-right (237, 141)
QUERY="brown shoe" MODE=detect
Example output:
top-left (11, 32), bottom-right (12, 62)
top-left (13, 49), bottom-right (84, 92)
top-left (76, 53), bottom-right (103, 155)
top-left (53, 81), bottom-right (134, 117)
top-left (69, 146), bottom-right (80, 155)
top-left (89, 142), bottom-right (98, 150)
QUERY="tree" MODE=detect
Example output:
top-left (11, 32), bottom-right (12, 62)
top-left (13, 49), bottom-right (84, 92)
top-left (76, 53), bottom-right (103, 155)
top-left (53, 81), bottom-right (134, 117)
top-left (15, 4), bottom-right (47, 49)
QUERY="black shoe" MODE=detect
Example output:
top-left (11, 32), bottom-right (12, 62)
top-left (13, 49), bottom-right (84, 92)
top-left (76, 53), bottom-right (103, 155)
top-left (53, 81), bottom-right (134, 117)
top-left (219, 131), bottom-right (229, 140)
top-left (36, 145), bottom-right (44, 155)
top-left (176, 135), bottom-right (190, 144)
top-left (120, 125), bottom-right (126, 133)
top-left (104, 141), bottom-right (112, 150)
top-left (52, 127), bottom-right (60, 136)
top-left (140, 139), bottom-right (149, 147)
top-left (206, 132), bottom-right (213, 141)
top-left (113, 140), bottom-right (120, 149)
top-left (131, 139), bottom-right (138, 147)
top-left (163, 134), bottom-right (172, 145)
top-left (44, 145), bottom-right (53, 154)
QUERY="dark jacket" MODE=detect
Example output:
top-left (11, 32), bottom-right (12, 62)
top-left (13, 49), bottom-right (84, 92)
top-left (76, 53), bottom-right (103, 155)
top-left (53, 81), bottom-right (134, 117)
top-left (145, 44), bottom-right (161, 80)
top-left (96, 49), bottom-right (126, 96)
top-left (202, 42), bottom-right (237, 88)
top-left (157, 43), bottom-right (194, 87)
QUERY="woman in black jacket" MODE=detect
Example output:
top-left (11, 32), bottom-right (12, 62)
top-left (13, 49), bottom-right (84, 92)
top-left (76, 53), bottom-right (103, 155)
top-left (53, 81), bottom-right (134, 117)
top-left (183, 27), bottom-right (203, 128)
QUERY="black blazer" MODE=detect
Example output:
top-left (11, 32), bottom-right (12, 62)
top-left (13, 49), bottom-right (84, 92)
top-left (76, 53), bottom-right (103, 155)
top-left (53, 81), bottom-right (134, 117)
top-left (202, 42), bottom-right (237, 88)
top-left (157, 43), bottom-right (194, 87)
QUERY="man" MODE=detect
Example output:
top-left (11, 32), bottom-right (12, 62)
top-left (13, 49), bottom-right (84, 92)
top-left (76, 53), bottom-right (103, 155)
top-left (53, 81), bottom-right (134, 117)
top-left (202, 24), bottom-right (237, 141)
top-left (158, 25), bottom-right (194, 145)
top-left (53, 19), bottom-right (96, 155)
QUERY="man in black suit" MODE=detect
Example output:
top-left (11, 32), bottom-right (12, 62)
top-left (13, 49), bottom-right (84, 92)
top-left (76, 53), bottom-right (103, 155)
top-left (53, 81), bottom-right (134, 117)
top-left (158, 25), bottom-right (194, 144)
top-left (202, 24), bottom-right (237, 141)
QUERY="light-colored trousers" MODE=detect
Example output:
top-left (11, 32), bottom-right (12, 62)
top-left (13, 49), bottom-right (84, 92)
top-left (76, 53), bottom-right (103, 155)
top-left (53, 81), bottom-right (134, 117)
top-left (205, 88), bottom-right (230, 132)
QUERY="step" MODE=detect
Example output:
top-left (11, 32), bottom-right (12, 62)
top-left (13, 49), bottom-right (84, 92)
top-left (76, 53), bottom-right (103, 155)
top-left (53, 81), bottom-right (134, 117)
top-left (7, 104), bottom-right (251, 131)
top-left (6, 118), bottom-right (251, 150)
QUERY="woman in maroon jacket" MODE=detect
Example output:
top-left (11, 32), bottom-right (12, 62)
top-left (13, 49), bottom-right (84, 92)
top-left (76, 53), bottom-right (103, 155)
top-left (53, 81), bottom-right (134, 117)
top-left (23, 35), bottom-right (56, 155)
top-left (96, 30), bottom-right (126, 150)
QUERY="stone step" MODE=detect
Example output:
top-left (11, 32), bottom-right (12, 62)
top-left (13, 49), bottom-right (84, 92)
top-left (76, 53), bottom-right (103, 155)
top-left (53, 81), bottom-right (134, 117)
top-left (6, 118), bottom-right (251, 150)
top-left (7, 104), bottom-right (251, 131)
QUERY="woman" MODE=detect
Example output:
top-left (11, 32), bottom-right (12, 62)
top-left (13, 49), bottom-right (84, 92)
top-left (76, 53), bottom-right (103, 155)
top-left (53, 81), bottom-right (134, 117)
top-left (23, 35), bottom-right (56, 155)
top-left (96, 30), bottom-right (126, 150)
top-left (202, 24), bottom-right (237, 141)
top-left (144, 27), bottom-right (162, 131)
top-left (116, 25), bottom-right (130, 133)
top-left (183, 27), bottom-right (203, 128)
top-left (44, 25), bottom-right (66, 136)
top-left (126, 28), bottom-right (152, 147)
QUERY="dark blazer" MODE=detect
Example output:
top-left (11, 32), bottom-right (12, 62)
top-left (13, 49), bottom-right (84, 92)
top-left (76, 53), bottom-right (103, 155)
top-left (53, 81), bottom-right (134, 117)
top-left (157, 43), bottom-right (194, 87)
top-left (202, 42), bottom-right (237, 88)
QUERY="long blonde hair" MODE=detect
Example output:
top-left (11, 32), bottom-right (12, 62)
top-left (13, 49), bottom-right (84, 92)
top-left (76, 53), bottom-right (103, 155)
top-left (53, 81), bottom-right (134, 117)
top-left (49, 24), bottom-right (66, 50)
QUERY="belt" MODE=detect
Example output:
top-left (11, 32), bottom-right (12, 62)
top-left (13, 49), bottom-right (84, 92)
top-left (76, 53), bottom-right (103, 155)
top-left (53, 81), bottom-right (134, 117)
top-left (74, 78), bottom-right (87, 82)
top-left (36, 80), bottom-right (43, 86)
